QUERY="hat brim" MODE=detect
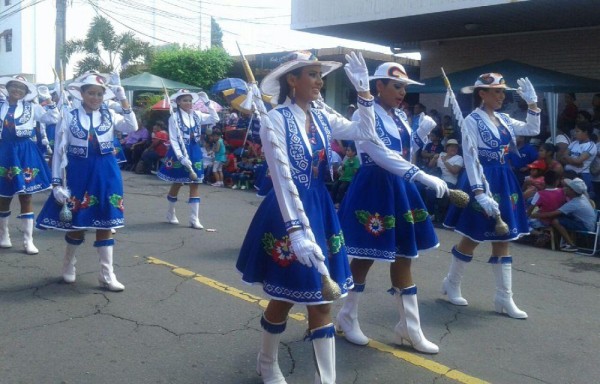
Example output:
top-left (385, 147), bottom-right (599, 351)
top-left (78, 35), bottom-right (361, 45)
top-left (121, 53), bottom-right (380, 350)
top-left (563, 179), bottom-right (586, 195)
top-left (368, 75), bottom-right (424, 86)
top-left (170, 91), bottom-right (199, 105)
top-left (67, 82), bottom-right (115, 101)
top-left (0, 77), bottom-right (38, 101)
top-left (260, 60), bottom-right (342, 102)
top-left (461, 84), bottom-right (516, 94)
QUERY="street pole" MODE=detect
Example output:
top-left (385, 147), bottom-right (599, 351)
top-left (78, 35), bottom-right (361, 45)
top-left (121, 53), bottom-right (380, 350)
top-left (55, 0), bottom-right (67, 79)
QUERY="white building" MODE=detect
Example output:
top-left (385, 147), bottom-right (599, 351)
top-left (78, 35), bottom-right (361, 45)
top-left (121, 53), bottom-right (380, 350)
top-left (0, 0), bottom-right (211, 83)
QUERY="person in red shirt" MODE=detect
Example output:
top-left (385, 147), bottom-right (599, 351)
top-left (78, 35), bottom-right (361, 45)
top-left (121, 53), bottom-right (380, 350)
top-left (140, 120), bottom-right (169, 174)
top-left (223, 147), bottom-right (237, 187)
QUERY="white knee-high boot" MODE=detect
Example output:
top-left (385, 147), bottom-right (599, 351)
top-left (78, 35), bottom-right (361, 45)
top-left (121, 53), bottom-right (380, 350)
top-left (188, 197), bottom-right (203, 229)
top-left (489, 256), bottom-right (527, 319)
top-left (96, 239), bottom-right (124, 292)
top-left (166, 195), bottom-right (179, 224)
top-left (63, 234), bottom-right (83, 283)
top-left (309, 323), bottom-right (336, 384)
top-left (19, 213), bottom-right (38, 254)
top-left (441, 246), bottom-right (472, 306)
top-left (335, 284), bottom-right (368, 345)
top-left (0, 211), bottom-right (12, 248)
top-left (257, 315), bottom-right (287, 384)
top-left (392, 286), bottom-right (439, 354)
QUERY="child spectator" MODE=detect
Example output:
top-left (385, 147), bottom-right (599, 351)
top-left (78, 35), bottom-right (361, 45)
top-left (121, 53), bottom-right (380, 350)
top-left (231, 154), bottom-right (255, 190)
top-left (527, 170), bottom-right (566, 230)
top-left (559, 121), bottom-right (597, 198)
top-left (202, 139), bottom-right (214, 184)
top-left (330, 144), bottom-right (360, 208)
top-left (531, 178), bottom-right (596, 252)
top-left (428, 139), bottom-right (464, 222)
top-left (419, 128), bottom-right (443, 173)
top-left (139, 120), bottom-right (168, 174)
top-left (211, 129), bottom-right (226, 187)
top-left (537, 142), bottom-right (563, 177)
top-left (522, 159), bottom-right (547, 201)
top-left (223, 146), bottom-right (237, 187)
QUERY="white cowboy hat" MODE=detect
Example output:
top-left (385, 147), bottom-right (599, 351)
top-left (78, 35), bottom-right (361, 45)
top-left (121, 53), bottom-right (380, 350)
top-left (37, 85), bottom-right (52, 101)
top-left (260, 51), bottom-right (342, 102)
top-left (0, 75), bottom-right (38, 101)
top-left (169, 89), bottom-right (199, 105)
top-left (369, 62), bottom-right (424, 86)
top-left (67, 73), bottom-right (115, 101)
top-left (461, 72), bottom-right (516, 94)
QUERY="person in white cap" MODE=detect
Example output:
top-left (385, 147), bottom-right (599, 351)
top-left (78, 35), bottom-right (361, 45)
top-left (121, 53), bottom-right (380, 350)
top-left (0, 75), bottom-right (60, 254)
top-left (36, 72), bottom-right (137, 291)
top-left (156, 89), bottom-right (219, 229)
top-left (236, 50), bottom-right (377, 384)
top-left (336, 62), bottom-right (448, 354)
top-left (442, 73), bottom-right (540, 318)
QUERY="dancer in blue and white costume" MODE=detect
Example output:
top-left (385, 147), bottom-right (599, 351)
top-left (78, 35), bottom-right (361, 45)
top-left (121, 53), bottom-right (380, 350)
top-left (36, 73), bottom-right (137, 291)
top-left (442, 73), bottom-right (540, 318)
top-left (336, 63), bottom-right (447, 353)
top-left (236, 51), bottom-right (376, 384)
top-left (157, 89), bottom-right (219, 230)
top-left (0, 75), bottom-right (59, 254)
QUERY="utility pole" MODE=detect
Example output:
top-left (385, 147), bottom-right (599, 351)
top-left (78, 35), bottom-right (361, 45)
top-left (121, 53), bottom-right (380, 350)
top-left (55, 0), bottom-right (67, 79)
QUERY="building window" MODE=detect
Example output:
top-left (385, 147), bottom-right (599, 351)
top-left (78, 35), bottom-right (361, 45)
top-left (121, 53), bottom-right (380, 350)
top-left (4, 29), bottom-right (12, 52)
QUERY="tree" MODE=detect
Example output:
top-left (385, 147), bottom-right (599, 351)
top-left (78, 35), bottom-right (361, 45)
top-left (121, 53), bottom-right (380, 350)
top-left (211, 17), bottom-right (223, 48)
top-left (150, 47), bottom-right (233, 91)
top-left (63, 16), bottom-right (152, 77)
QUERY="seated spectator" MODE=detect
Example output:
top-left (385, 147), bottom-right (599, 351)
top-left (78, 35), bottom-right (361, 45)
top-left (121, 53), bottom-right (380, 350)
top-left (508, 135), bottom-right (539, 187)
top-left (139, 120), bottom-right (168, 174)
top-left (122, 121), bottom-right (150, 169)
top-left (559, 121), bottom-right (597, 198)
top-left (537, 142), bottom-right (564, 177)
top-left (231, 154), bottom-right (255, 190)
top-left (527, 170), bottom-right (566, 230)
top-left (428, 139), bottom-right (464, 222)
top-left (531, 178), bottom-right (596, 252)
top-left (440, 115), bottom-right (456, 145)
top-left (236, 113), bottom-right (251, 129)
top-left (523, 160), bottom-right (547, 201)
top-left (330, 144), bottom-right (360, 207)
top-left (419, 128), bottom-right (443, 173)
top-left (225, 111), bottom-right (238, 127)
top-left (223, 146), bottom-right (237, 187)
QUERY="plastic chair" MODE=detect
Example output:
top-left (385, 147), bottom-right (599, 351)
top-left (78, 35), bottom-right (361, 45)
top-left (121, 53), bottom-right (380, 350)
top-left (574, 210), bottom-right (600, 256)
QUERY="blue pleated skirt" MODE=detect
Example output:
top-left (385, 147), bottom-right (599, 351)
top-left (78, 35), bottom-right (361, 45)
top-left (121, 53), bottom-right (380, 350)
top-left (338, 166), bottom-right (439, 261)
top-left (36, 150), bottom-right (125, 231)
top-left (157, 141), bottom-right (203, 183)
top-left (444, 164), bottom-right (529, 242)
top-left (0, 138), bottom-right (52, 197)
top-left (236, 179), bottom-right (353, 304)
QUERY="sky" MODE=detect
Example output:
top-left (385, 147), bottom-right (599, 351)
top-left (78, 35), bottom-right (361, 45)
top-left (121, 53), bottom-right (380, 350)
top-left (64, 0), bottom-right (418, 74)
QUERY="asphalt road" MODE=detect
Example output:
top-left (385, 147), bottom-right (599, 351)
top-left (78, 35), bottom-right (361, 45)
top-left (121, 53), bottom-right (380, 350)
top-left (1, 172), bottom-right (599, 384)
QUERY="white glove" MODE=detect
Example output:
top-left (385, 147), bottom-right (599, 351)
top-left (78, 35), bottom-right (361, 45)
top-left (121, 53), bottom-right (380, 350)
top-left (413, 172), bottom-right (449, 198)
top-left (112, 86), bottom-right (126, 101)
top-left (344, 51), bottom-right (369, 93)
top-left (41, 138), bottom-right (49, 146)
top-left (109, 71), bottom-right (121, 87)
top-left (418, 115), bottom-right (437, 136)
top-left (516, 77), bottom-right (537, 104)
top-left (53, 186), bottom-right (71, 205)
top-left (180, 157), bottom-right (192, 170)
top-left (197, 91), bottom-right (210, 104)
top-left (475, 193), bottom-right (499, 217)
top-left (289, 230), bottom-right (325, 268)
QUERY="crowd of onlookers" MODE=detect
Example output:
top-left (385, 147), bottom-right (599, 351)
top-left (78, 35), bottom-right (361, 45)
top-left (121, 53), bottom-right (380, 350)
top-left (115, 92), bottom-right (600, 252)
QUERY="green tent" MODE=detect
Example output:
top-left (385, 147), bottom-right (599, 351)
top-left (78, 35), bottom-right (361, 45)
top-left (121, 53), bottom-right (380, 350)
top-left (121, 72), bottom-right (202, 92)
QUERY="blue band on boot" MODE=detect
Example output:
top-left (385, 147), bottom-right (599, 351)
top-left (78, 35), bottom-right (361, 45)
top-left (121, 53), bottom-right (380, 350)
top-left (17, 212), bottom-right (34, 219)
top-left (188, 197), bottom-right (200, 204)
top-left (305, 323), bottom-right (335, 341)
top-left (0, 211), bottom-right (10, 218)
top-left (489, 256), bottom-right (512, 264)
top-left (260, 315), bottom-right (287, 334)
top-left (65, 234), bottom-right (84, 245)
top-left (167, 195), bottom-right (178, 202)
top-left (387, 285), bottom-right (417, 296)
top-left (452, 246), bottom-right (473, 262)
top-left (93, 238), bottom-right (115, 247)
top-left (352, 283), bottom-right (365, 293)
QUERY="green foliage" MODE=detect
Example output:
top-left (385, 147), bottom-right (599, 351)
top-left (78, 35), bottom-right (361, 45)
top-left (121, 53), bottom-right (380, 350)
top-left (63, 16), bottom-right (152, 77)
top-left (150, 47), bottom-right (233, 90)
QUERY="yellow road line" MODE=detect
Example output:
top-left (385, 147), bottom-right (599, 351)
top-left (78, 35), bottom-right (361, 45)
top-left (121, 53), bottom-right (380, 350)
top-left (147, 256), bottom-right (489, 384)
